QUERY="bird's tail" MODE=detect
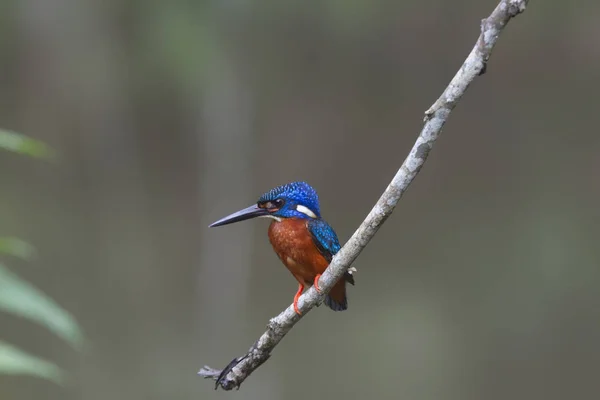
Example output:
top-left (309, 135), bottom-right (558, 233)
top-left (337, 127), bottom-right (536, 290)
top-left (324, 278), bottom-right (349, 311)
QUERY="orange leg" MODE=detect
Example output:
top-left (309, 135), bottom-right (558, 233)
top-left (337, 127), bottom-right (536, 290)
top-left (313, 274), bottom-right (322, 293)
top-left (293, 284), bottom-right (304, 315)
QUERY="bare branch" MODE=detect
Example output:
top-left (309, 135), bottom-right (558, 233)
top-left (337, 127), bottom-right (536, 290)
top-left (199, 0), bottom-right (530, 390)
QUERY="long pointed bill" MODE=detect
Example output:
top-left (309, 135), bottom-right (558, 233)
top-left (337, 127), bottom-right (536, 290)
top-left (209, 204), bottom-right (269, 227)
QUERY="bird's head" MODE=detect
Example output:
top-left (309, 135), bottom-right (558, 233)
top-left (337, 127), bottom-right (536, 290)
top-left (209, 181), bottom-right (321, 227)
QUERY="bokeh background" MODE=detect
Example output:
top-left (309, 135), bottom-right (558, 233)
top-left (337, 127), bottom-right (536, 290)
top-left (2, 0), bottom-right (600, 399)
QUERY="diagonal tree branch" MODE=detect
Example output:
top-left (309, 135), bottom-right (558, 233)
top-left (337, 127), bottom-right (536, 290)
top-left (199, 0), bottom-right (530, 390)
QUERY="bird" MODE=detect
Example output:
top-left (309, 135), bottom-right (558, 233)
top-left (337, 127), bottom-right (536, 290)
top-left (209, 181), bottom-right (354, 315)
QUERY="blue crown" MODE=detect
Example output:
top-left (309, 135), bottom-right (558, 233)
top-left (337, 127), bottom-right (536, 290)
top-left (258, 181), bottom-right (321, 219)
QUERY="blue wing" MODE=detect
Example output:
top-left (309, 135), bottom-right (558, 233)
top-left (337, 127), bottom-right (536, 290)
top-left (307, 219), bottom-right (340, 261)
top-left (307, 219), bottom-right (354, 285)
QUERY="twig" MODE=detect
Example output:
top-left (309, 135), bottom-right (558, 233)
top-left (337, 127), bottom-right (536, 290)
top-left (199, 0), bottom-right (530, 390)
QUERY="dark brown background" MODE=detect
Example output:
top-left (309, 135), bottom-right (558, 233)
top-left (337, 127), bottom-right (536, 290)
top-left (2, 1), bottom-right (599, 399)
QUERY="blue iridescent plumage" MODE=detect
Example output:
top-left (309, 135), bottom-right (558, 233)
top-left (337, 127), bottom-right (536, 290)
top-left (308, 220), bottom-right (355, 287)
top-left (307, 218), bottom-right (354, 311)
top-left (307, 219), bottom-right (340, 262)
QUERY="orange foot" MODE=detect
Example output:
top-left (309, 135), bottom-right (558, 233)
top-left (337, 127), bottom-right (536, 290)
top-left (313, 274), bottom-right (322, 293)
top-left (293, 284), bottom-right (304, 315)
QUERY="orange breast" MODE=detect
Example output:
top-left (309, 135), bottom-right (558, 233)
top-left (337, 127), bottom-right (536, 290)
top-left (268, 218), bottom-right (329, 287)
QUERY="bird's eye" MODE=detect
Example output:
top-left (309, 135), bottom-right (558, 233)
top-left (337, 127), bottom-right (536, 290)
top-left (257, 199), bottom-right (284, 210)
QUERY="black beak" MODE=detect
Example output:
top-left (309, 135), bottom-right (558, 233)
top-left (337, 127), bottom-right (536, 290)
top-left (209, 204), bottom-right (269, 227)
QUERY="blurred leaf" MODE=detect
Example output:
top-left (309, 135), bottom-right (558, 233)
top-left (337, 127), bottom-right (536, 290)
top-left (0, 340), bottom-right (65, 385)
top-left (0, 263), bottom-right (84, 350)
top-left (0, 129), bottom-right (55, 159)
top-left (0, 237), bottom-right (36, 260)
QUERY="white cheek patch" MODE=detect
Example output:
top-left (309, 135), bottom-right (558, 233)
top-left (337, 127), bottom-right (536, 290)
top-left (259, 215), bottom-right (282, 222)
top-left (296, 205), bottom-right (317, 219)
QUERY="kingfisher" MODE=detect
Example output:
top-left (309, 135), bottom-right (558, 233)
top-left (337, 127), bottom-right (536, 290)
top-left (209, 181), bottom-right (354, 315)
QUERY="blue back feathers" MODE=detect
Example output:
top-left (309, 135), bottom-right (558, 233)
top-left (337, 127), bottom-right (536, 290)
top-left (307, 219), bottom-right (340, 262)
top-left (308, 219), bottom-right (354, 286)
top-left (258, 181), bottom-right (321, 220)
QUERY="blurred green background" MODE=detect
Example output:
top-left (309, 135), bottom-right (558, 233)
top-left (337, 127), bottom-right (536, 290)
top-left (2, 0), bottom-right (600, 399)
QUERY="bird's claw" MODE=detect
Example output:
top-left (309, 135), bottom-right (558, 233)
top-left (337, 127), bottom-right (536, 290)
top-left (313, 274), bottom-right (322, 293)
top-left (293, 302), bottom-right (302, 315)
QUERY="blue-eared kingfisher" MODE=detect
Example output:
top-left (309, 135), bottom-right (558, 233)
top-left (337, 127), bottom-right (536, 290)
top-left (209, 181), bottom-right (354, 315)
